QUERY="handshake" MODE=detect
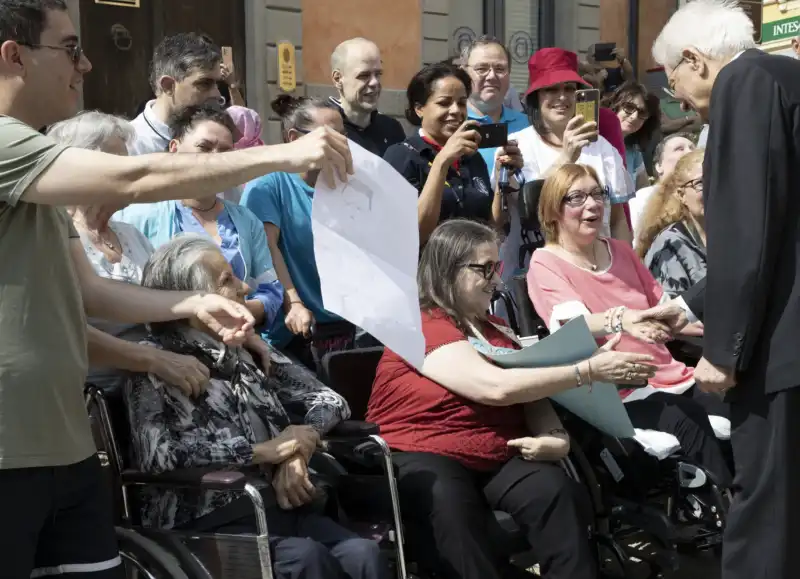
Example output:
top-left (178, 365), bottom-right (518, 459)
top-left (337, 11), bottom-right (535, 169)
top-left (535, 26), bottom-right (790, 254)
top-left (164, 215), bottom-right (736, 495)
top-left (617, 300), bottom-right (693, 345)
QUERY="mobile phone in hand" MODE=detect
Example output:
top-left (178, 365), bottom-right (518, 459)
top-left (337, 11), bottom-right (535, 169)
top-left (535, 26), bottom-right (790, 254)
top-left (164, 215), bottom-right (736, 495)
top-left (475, 122), bottom-right (508, 149)
top-left (593, 42), bottom-right (616, 62)
top-left (574, 88), bottom-right (600, 142)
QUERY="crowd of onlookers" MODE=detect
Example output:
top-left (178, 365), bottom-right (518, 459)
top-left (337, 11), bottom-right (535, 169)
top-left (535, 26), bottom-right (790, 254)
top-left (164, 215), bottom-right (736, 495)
top-left (0, 1), bottom-right (720, 577)
top-left (61, 29), bottom-right (718, 579)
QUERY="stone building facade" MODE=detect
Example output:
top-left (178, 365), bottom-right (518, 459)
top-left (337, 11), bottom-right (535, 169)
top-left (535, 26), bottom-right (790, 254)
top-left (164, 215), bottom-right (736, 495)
top-left (66, 0), bottom-right (603, 144)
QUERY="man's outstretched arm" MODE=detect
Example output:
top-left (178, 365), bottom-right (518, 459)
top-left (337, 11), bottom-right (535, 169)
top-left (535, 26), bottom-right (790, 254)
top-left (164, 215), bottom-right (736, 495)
top-left (70, 241), bottom-right (254, 345)
top-left (22, 126), bottom-right (351, 207)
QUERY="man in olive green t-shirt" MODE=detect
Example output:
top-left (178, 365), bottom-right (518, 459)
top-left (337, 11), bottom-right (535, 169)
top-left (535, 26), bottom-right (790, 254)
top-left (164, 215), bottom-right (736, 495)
top-left (0, 2), bottom-right (352, 577)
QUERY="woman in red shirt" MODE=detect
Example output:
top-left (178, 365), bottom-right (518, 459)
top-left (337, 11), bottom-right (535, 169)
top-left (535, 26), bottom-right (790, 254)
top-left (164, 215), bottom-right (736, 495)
top-left (366, 219), bottom-right (656, 579)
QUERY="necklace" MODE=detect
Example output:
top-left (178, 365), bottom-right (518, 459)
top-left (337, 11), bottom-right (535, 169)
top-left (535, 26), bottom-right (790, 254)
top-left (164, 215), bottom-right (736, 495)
top-left (189, 197), bottom-right (219, 213)
top-left (558, 241), bottom-right (599, 271)
top-left (191, 199), bottom-right (218, 213)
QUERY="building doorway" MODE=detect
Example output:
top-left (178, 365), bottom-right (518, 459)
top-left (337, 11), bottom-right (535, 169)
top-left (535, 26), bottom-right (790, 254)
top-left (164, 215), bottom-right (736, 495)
top-left (79, 0), bottom-right (246, 117)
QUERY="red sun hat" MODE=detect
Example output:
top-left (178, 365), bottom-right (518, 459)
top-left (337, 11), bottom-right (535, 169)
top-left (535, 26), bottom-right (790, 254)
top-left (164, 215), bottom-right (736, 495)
top-left (525, 47), bottom-right (591, 96)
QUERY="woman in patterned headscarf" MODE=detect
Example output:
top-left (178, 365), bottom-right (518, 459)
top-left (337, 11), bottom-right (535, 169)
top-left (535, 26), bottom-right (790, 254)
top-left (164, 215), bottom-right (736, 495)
top-left (126, 235), bottom-right (389, 579)
top-left (636, 149), bottom-right (706, 298)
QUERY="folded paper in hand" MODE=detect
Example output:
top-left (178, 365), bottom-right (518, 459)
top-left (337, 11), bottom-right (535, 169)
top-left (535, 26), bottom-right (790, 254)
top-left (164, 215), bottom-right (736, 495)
top-left (312, 140), bottom-right (425, 369)
top-left (485, 318), bottom-right (635, 438)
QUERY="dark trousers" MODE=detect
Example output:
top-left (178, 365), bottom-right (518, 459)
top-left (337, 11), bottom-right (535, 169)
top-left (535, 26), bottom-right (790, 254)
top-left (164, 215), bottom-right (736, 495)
top-left (722, 386), bottom-right (800, 579)
top-left (625, 391), bottom-right (733, 486)
top-left (392, 452), bottom-right (597, 579)
top-left (186, 494), bottom-right (388, 579)
top-left (0, 454), bottom-right (123, 579)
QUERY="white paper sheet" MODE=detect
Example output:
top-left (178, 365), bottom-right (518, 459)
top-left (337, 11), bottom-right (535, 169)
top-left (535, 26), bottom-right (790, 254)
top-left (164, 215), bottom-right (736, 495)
top-left (485, 318), bottom-right (636, 438)
top-left (312, 140), bottom-right (425, 369)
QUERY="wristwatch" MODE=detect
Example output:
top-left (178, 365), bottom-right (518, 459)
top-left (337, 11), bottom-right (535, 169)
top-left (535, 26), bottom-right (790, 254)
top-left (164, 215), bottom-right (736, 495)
top-left (549, 428), bottom-right (568, 437)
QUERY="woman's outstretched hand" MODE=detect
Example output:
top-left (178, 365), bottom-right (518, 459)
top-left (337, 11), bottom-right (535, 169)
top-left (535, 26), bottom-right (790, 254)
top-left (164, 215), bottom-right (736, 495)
top-left (590, 335), bottom-right (656, 385)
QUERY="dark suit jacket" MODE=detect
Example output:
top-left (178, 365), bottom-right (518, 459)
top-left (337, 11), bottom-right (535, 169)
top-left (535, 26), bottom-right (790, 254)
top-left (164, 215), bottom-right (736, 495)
top-left (685, 49), bottom-right (800, 393)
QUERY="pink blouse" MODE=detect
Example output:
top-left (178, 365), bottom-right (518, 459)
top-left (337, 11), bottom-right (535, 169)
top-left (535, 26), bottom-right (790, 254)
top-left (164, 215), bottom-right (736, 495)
top-left (527, 238), bottom-right (694, 401)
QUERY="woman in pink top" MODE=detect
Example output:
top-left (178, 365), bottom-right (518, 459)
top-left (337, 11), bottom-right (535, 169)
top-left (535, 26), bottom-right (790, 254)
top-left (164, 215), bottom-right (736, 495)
top-left (527, 163), bottom-right (731, 483)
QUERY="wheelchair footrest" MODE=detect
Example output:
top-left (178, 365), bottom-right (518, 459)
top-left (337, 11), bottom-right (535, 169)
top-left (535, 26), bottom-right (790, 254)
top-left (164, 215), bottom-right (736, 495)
top-left (610, 498), bottom-right (677, 546)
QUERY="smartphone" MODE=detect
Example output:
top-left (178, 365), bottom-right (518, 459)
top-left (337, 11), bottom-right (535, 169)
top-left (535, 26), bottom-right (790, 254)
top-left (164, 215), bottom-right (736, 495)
top-left (574, 88), bottom-right (600, 142)
top-left (476, 122), bottom-right (508, 149)
top-left (593, 42), bottom-right (616, 62)
top-left (222, 46), bottom-right (235, 74)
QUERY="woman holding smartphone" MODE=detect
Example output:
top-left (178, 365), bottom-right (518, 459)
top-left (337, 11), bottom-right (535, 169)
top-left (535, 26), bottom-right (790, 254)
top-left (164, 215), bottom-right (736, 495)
top-left (498, 48), bottom-right (633, 296)
top-left (384, 62), bottom-right (523, 244)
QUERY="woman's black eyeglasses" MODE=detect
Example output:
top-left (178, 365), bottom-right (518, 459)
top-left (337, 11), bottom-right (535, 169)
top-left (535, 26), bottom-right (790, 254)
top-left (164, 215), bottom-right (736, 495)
top-left (562, 188), bottom-right (609, 207)
top-left (621, 102), bottom-right (650, 120)
top-left (465, 261), bottom-right (504, 281)
top-left (19, 43), bottom-right (83, 65)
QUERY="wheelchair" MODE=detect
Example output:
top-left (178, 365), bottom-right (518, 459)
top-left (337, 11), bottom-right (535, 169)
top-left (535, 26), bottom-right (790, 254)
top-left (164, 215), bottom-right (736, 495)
top-left (84, 383), bottom-right (409, 579)
top-left (489, 181), bottom-right (731, 576)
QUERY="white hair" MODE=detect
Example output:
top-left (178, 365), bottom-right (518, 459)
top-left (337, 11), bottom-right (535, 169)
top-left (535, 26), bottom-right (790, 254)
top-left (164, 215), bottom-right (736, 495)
top-left (141, 234), bottom-right (219, 295)
top-left (652, 0), bottom-right (756, 69)
top-left (141, 234), bottom-right (221, 334)
top-left (47, 110), bottom-right (135, 151)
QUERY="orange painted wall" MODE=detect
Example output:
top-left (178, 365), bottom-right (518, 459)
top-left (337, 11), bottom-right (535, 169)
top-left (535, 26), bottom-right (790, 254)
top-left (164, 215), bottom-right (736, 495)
top-left (599, 0), bottom-right (676, 74)
top-left (600, 0), bottom-right (629, 55)
top-left (637, 0), bottom-right (675, 73)
top-left (301, 0), bottom-right (422, 90)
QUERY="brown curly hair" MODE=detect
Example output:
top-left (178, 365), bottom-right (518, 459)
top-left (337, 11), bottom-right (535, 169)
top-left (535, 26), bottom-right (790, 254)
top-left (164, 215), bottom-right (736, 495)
top-left (635, 149), bottom-right (704, 260)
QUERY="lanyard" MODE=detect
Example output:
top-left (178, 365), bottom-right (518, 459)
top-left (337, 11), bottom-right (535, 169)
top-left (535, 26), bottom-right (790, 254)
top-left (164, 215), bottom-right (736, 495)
top-left (143, 109), bottom-right (171, 144)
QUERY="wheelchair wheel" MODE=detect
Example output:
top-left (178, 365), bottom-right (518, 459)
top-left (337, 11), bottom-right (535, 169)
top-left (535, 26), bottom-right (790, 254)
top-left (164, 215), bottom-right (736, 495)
top-left (117, 531), bottom-right (191, 579)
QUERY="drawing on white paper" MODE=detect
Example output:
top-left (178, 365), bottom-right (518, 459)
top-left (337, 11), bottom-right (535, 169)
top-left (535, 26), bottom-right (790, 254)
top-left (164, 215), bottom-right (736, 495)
top-left (312, 140), bottom-right (424, 369)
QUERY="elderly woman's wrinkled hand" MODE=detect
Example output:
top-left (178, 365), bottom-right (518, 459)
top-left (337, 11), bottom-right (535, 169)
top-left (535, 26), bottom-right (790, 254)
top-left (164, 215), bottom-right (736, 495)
top-left (273, 455), bottom-right (316, 510)
top-left (191, 294), bottom-right (255, 346)
top-left (590, 349), bottom-right (657, 385)
top-left (244, 335), bottom-right (272, 375)
top-left (507, 434), bottom-right (570, 462)
top-left (146, 347), bottom-right (210, 397)
top-left (276, 425), bottom-right (321, 462)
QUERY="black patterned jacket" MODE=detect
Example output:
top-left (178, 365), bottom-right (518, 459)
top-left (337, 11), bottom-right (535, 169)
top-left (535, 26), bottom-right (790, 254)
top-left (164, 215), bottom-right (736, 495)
top-left (124, 327), bottom-right (350, 529)
top-left (644, 221), bottom-right (707, 299)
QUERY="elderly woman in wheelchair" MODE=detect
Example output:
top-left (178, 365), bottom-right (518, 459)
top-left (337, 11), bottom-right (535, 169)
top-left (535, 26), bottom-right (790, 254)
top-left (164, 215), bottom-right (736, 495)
top-left (525, 164), bottom-right (732, 486)
top-left (124, 235), bottom-right (389, 579)
top-left (365, 219), bottom-right (658, 579)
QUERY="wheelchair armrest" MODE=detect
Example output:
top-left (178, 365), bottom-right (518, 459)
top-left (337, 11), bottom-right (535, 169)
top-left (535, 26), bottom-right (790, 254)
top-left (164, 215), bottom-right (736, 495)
top-left (328, 420), bottom-right (380, 438)
top-left (121, 467), bottom-right (252, 491)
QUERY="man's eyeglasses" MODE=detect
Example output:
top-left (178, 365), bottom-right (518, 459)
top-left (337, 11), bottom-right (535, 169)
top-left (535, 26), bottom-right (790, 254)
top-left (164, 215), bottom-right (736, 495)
top-left (465, 260), bottom-right (504, 281)
top-left (667, 56), bottom-right (688, 95)
top-left (19, 43), bottom-right (83, 65)
top-left (563, 188), bottom-right (609, 207)
top-left (681, 178), bottom-right (703, 192)
top-left (466, 64), bottom-right (509, 78)
top-left (621, 102), bottom-right (650, 120)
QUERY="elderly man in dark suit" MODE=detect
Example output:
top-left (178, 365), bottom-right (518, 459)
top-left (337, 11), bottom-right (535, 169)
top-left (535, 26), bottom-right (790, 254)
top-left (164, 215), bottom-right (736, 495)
top-left (633, 1), bottom-right (800, 578)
